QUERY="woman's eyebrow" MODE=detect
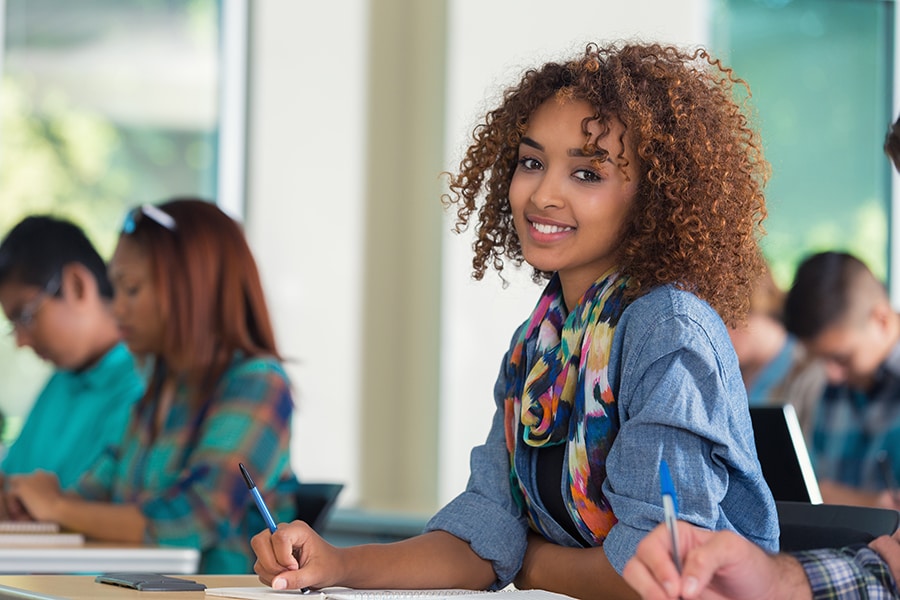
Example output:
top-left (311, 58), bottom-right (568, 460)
top-left (520, 136), bottom-right (543, 151)
top-left (567, 147), bottom-right (606, 158)
top-left (521, 135), bottom-right (606, 158)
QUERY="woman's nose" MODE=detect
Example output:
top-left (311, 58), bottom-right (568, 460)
top-left (531, 171), bottom-right (565, 210)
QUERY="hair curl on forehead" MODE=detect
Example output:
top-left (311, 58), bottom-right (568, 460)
top-left (443, 41), bottom-right (769, 325)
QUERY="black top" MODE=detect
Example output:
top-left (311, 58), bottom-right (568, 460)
top-left (535, 443), bottom-right (592, 547)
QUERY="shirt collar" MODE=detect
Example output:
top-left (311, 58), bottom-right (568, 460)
top-left (60, 342), bottom-right (138, 390)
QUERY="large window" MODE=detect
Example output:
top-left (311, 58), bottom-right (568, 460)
top-left (711, 0), bottom-right (894, 287)
top-left (0, 0), bottom-right (226, 439)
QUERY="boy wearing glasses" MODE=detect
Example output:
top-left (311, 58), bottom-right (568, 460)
top-left (0, 216), bottom-right (144, 493)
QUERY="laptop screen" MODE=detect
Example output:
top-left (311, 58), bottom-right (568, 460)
top-left (749, 405), bottom-right (822, 504)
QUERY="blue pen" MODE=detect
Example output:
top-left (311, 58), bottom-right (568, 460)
top-left (240, 462), bottom-right (277, 532)
top-left (659, 459), bottom-right (682, 573)
top-left (240, 464), bottom-right (311, 594)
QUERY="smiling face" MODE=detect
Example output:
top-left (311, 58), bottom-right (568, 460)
top-left (509, 96), bottom-right (639, 308)
top-left (108, 237), bottom-right (165, 357)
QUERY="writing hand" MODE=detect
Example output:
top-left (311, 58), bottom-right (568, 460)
top-left (251, 519), bottom-right (346, 591)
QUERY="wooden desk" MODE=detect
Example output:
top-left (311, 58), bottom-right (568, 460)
top-left (0, 574), bottom-right (257, 599)
top-left (0, 543), bottom-right (200, 574)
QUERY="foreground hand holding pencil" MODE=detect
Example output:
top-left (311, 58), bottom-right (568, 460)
top-left (622, 521), bottom-right (811, 600)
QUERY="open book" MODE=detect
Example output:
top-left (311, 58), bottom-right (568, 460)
top-left (205, 587), bottom-right (577, 600)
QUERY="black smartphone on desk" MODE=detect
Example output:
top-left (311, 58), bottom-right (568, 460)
top-left (95, 572), bottom-right (207, 591)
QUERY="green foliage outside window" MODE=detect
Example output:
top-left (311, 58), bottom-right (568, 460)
top-left (0, 0), bottom-right (219, 438)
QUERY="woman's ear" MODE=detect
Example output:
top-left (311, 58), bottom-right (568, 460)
top-left (60, 263), bottom-right (99, 304)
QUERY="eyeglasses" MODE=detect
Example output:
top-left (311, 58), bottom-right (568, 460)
top-left (8, 274), bottom-right (61, 334)
top-left (121, 204), bottom-right (177, 234)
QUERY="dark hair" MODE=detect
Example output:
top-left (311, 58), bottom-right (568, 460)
top-left (0, 215), bottom-right (113, 298)
top-left (885, 113), bottom-right (900, 172)
top-left (443, 41), bottom-right (768, 325)
top-left (784, 251), bottom-right (881, 340)
top-left (120, 198), bottom-right (280, 409)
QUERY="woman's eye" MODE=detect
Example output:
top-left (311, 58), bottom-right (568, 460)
top-left (517, 157), bottom-right (542, 171)
top-left (573, 169), bottom-right (602, 182)
top-left (116, 284), bottom-right (140, 297)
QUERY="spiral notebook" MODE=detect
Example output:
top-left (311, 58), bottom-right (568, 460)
top-left (205, 587), bottom-right (576, 600)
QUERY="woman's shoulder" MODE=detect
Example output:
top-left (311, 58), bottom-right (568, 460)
top-left (223, 353), bottom-right (290, 385)
top-left (621, 284), bottom-right (722, 327)
top-left (212, 353), bottom-right (293, 408)
top-left (612, 284), bottom-right (734, 366)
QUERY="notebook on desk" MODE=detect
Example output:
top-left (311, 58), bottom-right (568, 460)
top-left (0, 521), bottom-right (84, 546)
top-left (749, 405), bottom-right (822, 504)
top-left (0, 521), bottom-right (60, 534)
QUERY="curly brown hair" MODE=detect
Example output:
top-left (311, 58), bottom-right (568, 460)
top-left (444, 41), bottom-right (769, 325)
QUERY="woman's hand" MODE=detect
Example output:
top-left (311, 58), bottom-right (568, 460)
top-left (251, 520), bottom-right (347, 591)
top-left (6, 471), bottom-right (63, 522)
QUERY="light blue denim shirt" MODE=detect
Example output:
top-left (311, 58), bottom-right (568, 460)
top-left (426, 285), bottom-right (779, 587)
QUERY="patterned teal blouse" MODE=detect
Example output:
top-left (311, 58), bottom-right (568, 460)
top-left (73, 353), bottom-right (298, 573)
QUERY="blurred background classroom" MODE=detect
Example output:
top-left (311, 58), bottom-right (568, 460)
top-left (0, 0), bottom-right (896, 540)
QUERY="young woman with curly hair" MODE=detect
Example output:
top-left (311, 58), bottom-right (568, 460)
top-left (251, 41), bottom-right (778, 600)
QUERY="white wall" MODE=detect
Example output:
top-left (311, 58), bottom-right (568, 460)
top-left (244, 1), bottom-right (369, 502)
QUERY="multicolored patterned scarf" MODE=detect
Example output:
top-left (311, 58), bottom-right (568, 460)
top-left (503, 269), bottom-right (630, 545)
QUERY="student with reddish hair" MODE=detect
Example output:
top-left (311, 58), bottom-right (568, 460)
top-left (6, 198), bottom-right (297, 574)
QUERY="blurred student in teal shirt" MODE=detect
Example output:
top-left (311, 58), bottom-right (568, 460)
top-left (0, 216), bottom-right (144, 490)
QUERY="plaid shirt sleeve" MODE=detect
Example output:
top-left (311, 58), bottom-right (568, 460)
top-left (794, 546), bottom-right (898, 599)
